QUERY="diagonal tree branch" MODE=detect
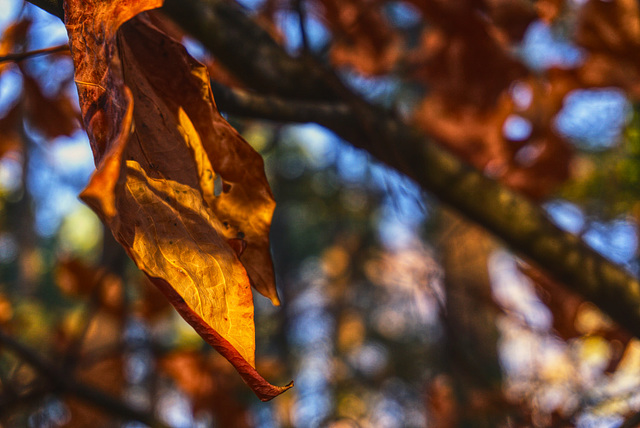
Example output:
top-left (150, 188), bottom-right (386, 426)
top-left (209, 81), bottom-right (350, 124)
top-left (163, 0), bottom-right (640, 338)
top-left (25, 0), bottom-right (640, 339)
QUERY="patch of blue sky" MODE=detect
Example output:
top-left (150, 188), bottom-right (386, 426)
top-left (336, 144), bottom-right (369, 183)
top-left (490, 250), bottom-right (552, 330)
top-left (26, 133), bottom-right (94, 237)
top-left (293, 392), bottom-right (332, 428)
top-left (24, 1), bottom-right (68, 49)
top-left (555, 88), bottom-right (631, 150)
top-left (156, 390), bottom-right (194, 428)
top-left (545, 200), bottom-right (637, 270)
top-left (384, 1), bottom-right (421, 28)
top-left (235, 0), bottom-right (265, 11)
top-left (519, 21), bottom-right (584, 71)
top-left (583, 220), bottom-right (637, 265)
top-left (575, 414), bottom-right (623, 428)
top-left (50, 132), bottom-right (94, 186)
top-left (274, 11), bottom-right (330, 53)
top-left (0, 0), bottom-right (21, 31)
top-left (372, 397), bottom-right (405, 428)
top-left (252, 405), bottom-right (277, 428)
top-left (289, 309), bottom-right (334, 346)
top-left (341, 71), bottom-right (401, 106)
top-left (33, 186), bottom-right (82, 237)
top-left (545, 200), bottom-right (585, 234)
top-left (287, 123), bottom-right (338, 170)
top-left (503, 114), bottom-right (533, 141)
top-left (0, 69), bottom-right (23, 114)
top-left (377, 211), bottom-right (423, 250)
top-left (182, 36), bottom-right (207, 61)
top-left (0, 156), bottom-right (22, 193)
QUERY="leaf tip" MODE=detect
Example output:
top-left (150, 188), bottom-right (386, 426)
top-left (270, 294), bottom-right (281, 306)
top-left (258, 380), bottom-right (294, 402)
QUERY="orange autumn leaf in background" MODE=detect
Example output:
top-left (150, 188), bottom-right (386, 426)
top-left (63, 0), bottom-right (290, 400)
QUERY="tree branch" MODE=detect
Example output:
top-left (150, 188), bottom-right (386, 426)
top-left (0, 44), bottom-right (69, 64)
top-left (161, 0), bottom-right (640, 338)
top-left (0, 329), bottom-right (170, 428)
top-left (620, 411), bottom-right (640, 428)
top-left (210, 81), bottom-right (350, 124)
top-left (25, 0), bottom-right (640, 340)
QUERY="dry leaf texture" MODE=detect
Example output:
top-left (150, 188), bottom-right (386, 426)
top-left (63, 0), bottom-right (290, 400)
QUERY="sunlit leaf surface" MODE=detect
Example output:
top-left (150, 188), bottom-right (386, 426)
top-left (63, 0), bottom-right (289, 400)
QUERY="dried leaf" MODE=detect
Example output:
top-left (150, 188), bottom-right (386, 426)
top-left (0, 103), bottom-right (23, 159)
top-left (136, 276), bottom-right (173, 321)
top-left (575, 0), bottom-right (640, 99)
top-left (160, 350), bottom-right (252, 427)
top-left (0, 19), bottom-right (31, 76)
top-left (322, 0), bottom-right (401, 75)
top-left (522, 265), bottom-right (632, 373)
top-left (409, 8), bottom-right (527, 109)
top-left (61, 310), bottom-right (125, 427)
top-left (64, 0), bottom-right (290, 400)
top-left (23, 75), bottom-right (79, 139)
top-left (485, 0), bottom-right (537, 42)
top-left (413, 71), bottom-right (574, 199)
top-left (535, 0), bottom-right (564, 23)
top-left (55, 257), bottom-right (103, 297)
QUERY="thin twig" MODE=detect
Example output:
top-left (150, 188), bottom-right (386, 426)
top-left (0, 329), bottom-right (171, 428)
top-left (0, 44), bottom-right (69, 64)
top-left (294, 0), bottom-right (309, 53)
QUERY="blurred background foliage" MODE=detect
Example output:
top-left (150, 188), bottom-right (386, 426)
top-left (1, 0), bottom-right (640, 427)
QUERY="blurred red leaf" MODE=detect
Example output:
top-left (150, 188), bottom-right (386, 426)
top-left (408, 2), bottom-right (528, 109)
top-left (0, 18), bottom-right (31, 76)
top-left (0, 103), bottom-right (23, 159)
top-left (160, 350), bottom-right (252, 427)
top-left (323, 0), bottom-right (401, 75)
top-left (575, 0), bottom-right (640, 99)
top-left (22, 75), bottom-right (79, 139)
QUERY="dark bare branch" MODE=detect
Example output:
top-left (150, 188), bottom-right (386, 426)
top-left (0, 44), bottom-right (69, 64)
top-left (0, 329), bottom-right (170, 428)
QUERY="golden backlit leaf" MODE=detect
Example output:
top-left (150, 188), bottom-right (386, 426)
top-left (63, 0), bottom-right (290, 400)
